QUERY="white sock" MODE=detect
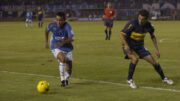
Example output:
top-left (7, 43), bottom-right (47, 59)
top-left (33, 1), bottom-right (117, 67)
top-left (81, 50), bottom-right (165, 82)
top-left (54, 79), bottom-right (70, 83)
top-left (60, 76), bottom-right (65, 81)
top-left (30, 22), bottom-right (32, 28)
top-left (59, 62), bottom-right (66, 81)
top-left (65, 72), bottom-right (71, 80)
top-left (26, 23), bottom-right (28, 28)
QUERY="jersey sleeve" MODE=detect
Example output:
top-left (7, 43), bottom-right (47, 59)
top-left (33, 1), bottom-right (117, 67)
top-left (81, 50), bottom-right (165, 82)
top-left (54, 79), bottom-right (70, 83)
top-left (148, 23), bottom-right (155, 36)
top-left (66, 25), bottom-right (74, 38)
top-left (112, 9), bottom-right (115, 16)
top-left (46, 23), bottom-right (52, 32)
top-left (121, 21), bottom-right (134, 36)
top-left (103, 9), bottom-right (106, 15)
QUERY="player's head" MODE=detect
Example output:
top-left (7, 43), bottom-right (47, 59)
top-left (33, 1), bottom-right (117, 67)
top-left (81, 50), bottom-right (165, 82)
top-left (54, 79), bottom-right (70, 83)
top-left (138, 9), bottom-right (149, 26)
top-left (107, 2), bottom-right (111, 8)
top-left (38, 6), bottom-right (41, 10)
top-left (56, 12), bottom-right (66, 27)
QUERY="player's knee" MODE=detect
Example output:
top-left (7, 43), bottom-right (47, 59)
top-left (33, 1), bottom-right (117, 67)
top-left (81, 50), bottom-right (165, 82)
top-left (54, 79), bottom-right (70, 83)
top-left (131, 56), bottom-right (139, 64)
top-left (153, 61), bottom-right (159, 67)
top-left (57, 56), bottom-right (66, 63)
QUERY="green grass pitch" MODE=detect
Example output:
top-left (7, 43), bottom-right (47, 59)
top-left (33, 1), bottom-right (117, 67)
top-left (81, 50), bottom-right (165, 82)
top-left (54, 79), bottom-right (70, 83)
top-left (0, 21), bottom-right (180, 101)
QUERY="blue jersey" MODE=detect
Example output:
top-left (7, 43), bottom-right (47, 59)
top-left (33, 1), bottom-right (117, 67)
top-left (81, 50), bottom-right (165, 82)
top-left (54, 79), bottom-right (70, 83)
top-left (37, 10), bottom-right (43, 20)
top-left (121, 18), bottom-right (154, 49)
top-left (46, 22), bottom-right (74, 52)
top-left (26, 11), bottom-right (32, 20)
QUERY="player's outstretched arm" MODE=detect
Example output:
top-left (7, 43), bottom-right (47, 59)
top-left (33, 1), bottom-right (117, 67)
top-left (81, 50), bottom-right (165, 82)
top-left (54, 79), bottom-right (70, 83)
top-left (45, 29), bottom-right (49, 49)
top-left (120, 32), bottom-right (131, 54)
top-left (151, 35), bottom-right (160, 58)
top-left (112, 9), bottom-right (116, 20)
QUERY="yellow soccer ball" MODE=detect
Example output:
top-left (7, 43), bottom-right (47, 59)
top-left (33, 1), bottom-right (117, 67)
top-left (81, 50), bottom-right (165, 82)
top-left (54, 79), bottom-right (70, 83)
top-left (37, 81), bottom-right (50, 93)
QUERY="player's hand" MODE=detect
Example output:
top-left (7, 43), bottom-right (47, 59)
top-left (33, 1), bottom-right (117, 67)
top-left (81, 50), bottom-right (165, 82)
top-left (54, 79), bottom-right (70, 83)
top-left (156, 50), bottom-right (160, 58)
top-left (111, 17), bottom-right (115, 21)
top-left (54, 42), bottom-right (64, 48)
top-left (45, 42), bottom-right (49, 49)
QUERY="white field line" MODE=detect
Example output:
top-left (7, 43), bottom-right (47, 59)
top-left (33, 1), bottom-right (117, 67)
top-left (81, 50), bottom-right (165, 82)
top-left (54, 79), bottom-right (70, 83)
top-left (159, 39), bottom-right (179, 43)
top-left (159, 39), bottom-right (166, 43)
top-left (1, 70), bottom-right (180, 93)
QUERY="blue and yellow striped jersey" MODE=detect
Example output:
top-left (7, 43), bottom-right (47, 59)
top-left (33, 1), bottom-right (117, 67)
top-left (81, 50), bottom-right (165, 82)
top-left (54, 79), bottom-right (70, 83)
top-left (38, 10), bottom-right (43, 15)
top-left (121, 18), bottom-right (154, 49)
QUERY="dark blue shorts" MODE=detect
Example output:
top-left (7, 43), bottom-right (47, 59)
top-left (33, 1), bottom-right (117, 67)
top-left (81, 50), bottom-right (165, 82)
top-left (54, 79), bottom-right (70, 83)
top-left (38, 16), bottom-right (43, 21)
top-left (104, 19), bottom-right (113, 28)
top-left (123, 47), bottom-right (151, 59)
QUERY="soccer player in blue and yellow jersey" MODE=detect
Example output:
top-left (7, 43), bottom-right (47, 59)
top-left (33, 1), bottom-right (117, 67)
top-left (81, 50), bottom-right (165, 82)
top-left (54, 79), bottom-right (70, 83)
top-left (103, 2), bottom-right (116, 40)
top-left (120, 9), bottom-right (173, 88)
top-left (37, 7), bottom-right (43, 28)
top-left (45, 12), bottom-right (74, 87)
top-left (25, 9), bottom-right (33, 28)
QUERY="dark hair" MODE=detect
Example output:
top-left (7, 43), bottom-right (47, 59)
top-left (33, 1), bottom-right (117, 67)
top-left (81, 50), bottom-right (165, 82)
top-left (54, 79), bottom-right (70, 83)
top-left (138, 9), bottom-right (149, 19)
top-left (56, 12), bottom-right (66, 20)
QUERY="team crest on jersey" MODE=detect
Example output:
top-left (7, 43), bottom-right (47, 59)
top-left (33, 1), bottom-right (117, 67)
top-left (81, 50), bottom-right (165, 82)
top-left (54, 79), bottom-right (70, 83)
top-left (55, 31), bottom-right (65, 40)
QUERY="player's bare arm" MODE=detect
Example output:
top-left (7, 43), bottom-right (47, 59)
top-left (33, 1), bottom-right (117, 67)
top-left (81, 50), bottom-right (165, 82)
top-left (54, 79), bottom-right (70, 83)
top-left (45, 29), bottom-right (49, 49)
top-left (151, 34), bottom-right (160, 58)
top-left (112, 10), bottom-right (116, 20)
top-left (120, 32), bottom-right (131, 54)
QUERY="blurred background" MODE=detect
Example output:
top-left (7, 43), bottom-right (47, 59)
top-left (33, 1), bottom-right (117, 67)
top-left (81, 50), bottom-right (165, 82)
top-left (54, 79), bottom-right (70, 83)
top-left (0, 0), bottom-right (179, 21)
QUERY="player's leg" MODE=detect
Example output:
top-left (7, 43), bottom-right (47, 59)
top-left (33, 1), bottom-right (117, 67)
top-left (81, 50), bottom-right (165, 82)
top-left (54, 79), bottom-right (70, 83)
top-left (127, 51), bottom-right (139, 80)
top-left (65, 52), bottom-right (73, 85)
top-left (143, 55), bottom-right (173, 84)
top-left (108, 21), bottom-right (113, 40)
top-left (104, 19), bottom-right (109, 40)
top-left (65, 61), bottom-right (72, 85)
top-left (25, 19), bottom-right (28, 28)
top-left (57, 52), bottom-right (67, 87)
top-left (38, 21), bottom-right (40, 28)
top-left (125, 50), bottom-right (139, 88)
top-left (38, 17), bottom-right (41, 28)
top-left (108, 27), bottom-right (112, 40)
top-left (39, 16), bottom-right (43, 28)
top-left (143, 55), bottom-right (165, 79)
top-left (104, 26), bottom-right (109, 40)
top-left (40, 20), bottom-right (43, 28)
top-left (30, 20), bottom-right (32, 28)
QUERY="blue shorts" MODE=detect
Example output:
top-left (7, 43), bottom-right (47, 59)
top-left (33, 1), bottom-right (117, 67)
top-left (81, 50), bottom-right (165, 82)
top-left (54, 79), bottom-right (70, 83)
top-left (38, 15), bottom-right (43, 21)
top-left (104, 19), bottom-right (113, 28)
top-left (123, 47), bottom-right (151, 59)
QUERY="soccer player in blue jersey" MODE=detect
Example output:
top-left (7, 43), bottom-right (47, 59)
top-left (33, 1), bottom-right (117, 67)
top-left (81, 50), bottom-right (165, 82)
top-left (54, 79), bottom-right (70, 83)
top-left (45, 12), bottom-right (74, 87)
top-left (25, 9), bottom-right (33, 28)
top-left (120, 9), bottom-right (173, 88)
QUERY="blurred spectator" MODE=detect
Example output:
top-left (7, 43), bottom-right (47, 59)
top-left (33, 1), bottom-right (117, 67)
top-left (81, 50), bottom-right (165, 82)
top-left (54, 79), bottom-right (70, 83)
top-left (0, 0), bottom-right (179, 20)
top-left (172, 9), bottom-right (177, 20)
top-left (161, 1), bottom-right (176, 9)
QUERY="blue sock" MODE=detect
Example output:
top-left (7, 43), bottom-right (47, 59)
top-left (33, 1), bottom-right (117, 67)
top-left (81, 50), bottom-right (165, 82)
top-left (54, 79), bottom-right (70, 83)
top-left (109, 30), bottom-right (111, 39)
top-left (127, 62), bottom-right (136, 80)
top-left (154, 64), bottom-right (165, 80)
top-left (105, 30), bottom-right (108, 35)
